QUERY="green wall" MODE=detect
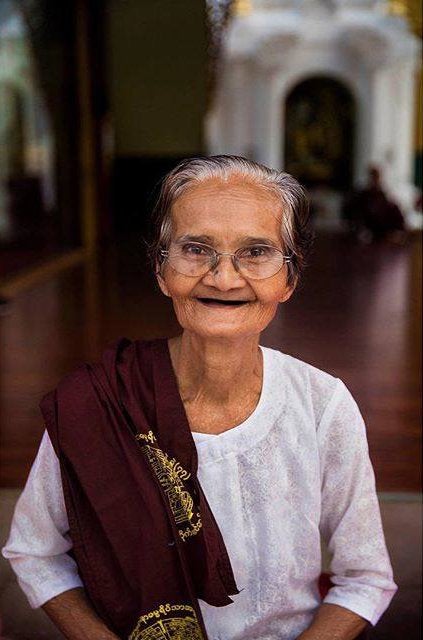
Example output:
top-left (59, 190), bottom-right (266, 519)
top-left (106, 0), bottom-right (207, 157)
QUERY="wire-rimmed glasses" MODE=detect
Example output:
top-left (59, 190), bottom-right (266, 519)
top-left (159, 242), bottom-right (292, 280)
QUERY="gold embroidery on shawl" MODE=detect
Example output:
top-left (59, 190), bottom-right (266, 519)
top-left (136, 430), bottom-right (157, 444)
top-left (141, 444), bottom-right (202, 541)
top-left (179, 516), bottom-right (203, 542)
top-left (129, 603), bottom-right (203, 640)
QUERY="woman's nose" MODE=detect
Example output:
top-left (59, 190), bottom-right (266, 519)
top-left (201, 254), bottom-right (246, 290)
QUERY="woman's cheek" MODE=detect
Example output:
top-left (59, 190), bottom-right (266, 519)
top-left (255, 301), bottom-right (280, 327)
top-left (255, 277), bottom-right (291, 305)
top-left (171, 297), bottom-right (198, 326)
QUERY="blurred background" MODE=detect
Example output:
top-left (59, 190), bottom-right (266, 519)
top-left (0, 0), bottom-right (421, 638)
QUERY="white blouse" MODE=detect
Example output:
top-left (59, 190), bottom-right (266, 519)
top-left (2, 346), bottom-right (397, 640)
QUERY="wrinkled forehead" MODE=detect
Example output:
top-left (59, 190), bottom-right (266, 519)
top-left (170, 178), bottom-right (284, 243)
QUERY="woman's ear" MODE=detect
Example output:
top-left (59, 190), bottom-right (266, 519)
top-left (155, 263), bottom-right (171, 297)
top-left (279, 286), bottom-right (294, 304)
top-left (279, 276), bottom-right (297, 303)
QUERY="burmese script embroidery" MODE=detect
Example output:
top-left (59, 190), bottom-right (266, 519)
top-left (136, 430), bottom-right (157, 445)
top-left (128, 603), bottom-right (203, 640)
top-left (141, 443), bottom-right (202, 541)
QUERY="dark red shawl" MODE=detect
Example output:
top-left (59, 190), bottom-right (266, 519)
top-left (40, 337), bottom-right (239, 639)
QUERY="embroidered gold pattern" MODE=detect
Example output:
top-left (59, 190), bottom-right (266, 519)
top-left (136, 430), bottom-right (157, 444)
top-left (129, 603), bottom-right (203, 640)
top-left (179, 514), bottom-right (203, 542)
top-left (141, 444), bottom-right (202, 541)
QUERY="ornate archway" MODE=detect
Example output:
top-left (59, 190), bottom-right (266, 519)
top-left (284, 76), bottom-right (356, 190)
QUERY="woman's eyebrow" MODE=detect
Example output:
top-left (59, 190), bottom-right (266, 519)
top-left (175, 234), bottom-right (215, 244)
top-left (175, 234), bottom-right (279, 246)
top-left (239, 236), bottom-right (280, 246)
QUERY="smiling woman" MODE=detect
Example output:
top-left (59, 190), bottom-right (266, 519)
top-left (151, 155), bottom-right (312, 289)
top-left (2, 156), bottom-right (397, 640)
top-left (151, 157), bottom-right (310, 344)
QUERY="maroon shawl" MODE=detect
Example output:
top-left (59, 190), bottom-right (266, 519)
top-left (40, 337), bottom-right (239, 639)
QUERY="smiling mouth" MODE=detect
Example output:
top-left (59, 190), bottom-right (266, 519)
top-left (196, 297), bottom-right (251, 307)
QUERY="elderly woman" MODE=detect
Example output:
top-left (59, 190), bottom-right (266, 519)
top-left (3, 156), bottom-right (396, 640)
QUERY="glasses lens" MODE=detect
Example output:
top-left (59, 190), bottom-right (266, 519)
top-left (167, 243), bottom-right (214, 276)
top-left (237, 246), bottom-right (285, 279)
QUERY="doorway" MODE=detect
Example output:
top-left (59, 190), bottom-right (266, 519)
top-left (284, 76), bottom-right (356, 191)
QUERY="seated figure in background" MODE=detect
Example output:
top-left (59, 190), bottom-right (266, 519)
top-left (343, 166), bottom-right (406, 243)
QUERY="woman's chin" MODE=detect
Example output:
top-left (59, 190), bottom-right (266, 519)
top-left (179, 321), bottom-right (263, 341)
top-left (173, 302), bottom-right (277, 339)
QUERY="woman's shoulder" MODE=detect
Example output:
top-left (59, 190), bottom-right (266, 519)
top-left (261, 346), bottom-right (343, 423)
top-left (261, 345), bottom-right (338, 383)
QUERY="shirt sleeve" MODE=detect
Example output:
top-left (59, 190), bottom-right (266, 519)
top-left (1, 430), bottom-right (83, 608)
top-left (317, 380), bottom-right (398, 626)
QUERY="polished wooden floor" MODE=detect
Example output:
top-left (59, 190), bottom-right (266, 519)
top-left (0, 232), bottom-right (421, 490)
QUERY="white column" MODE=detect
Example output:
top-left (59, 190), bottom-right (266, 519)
top-left (367, 66), bottom-right (393, 170)
top-left (391, 59), bottom-right (416, 186)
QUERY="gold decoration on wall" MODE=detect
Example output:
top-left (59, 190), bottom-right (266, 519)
top-left (387, 0), bottom-right (422, 37)
top-left (388, 0), bottom-right (408, 17)
top-left (232, 0), bottom-right (252, 16)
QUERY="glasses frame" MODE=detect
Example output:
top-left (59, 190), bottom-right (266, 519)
top-left (159, 242), bottom-right (292, 280)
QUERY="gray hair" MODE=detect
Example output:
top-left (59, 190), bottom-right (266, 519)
top-left (149, 155), bottom-right (314, 287)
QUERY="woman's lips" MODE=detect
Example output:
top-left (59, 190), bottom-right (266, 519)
top-left (196, 297), bottom-right (251, 308)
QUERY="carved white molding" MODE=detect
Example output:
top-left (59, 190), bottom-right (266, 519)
top-left (252, 0), bottom-right (300, 9)
top-left (337, 27), bottom-right (392, 69)
top-left (335, 0), bottom-right (380, 9)
top-left (206, 0), bottom-right (421, 216)
top-left (252, 0), bottom-right (383, 12)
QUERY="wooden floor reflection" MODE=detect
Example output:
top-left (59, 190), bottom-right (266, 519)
top-left (1, 232), bottom-right (421, 490)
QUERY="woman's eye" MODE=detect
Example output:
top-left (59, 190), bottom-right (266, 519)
top-left (244, 246), bottom-right (268, 258)
top-left (182, 244), bottom-right (208, 256)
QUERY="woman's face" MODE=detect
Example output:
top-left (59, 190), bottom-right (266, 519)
top-left (157, 177), bottom-right (295, 341)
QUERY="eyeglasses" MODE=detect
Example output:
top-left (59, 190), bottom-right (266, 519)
top-left (159, 242), bottom-right (292, 280)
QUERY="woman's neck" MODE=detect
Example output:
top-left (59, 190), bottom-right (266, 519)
top-left (168, 332), bottom-right (262, 408)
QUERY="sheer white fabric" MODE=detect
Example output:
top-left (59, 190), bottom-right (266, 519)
top-left (2, 346), bottom-right (397, 640)
top-left (1, 429), bottom-right (82, 608)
